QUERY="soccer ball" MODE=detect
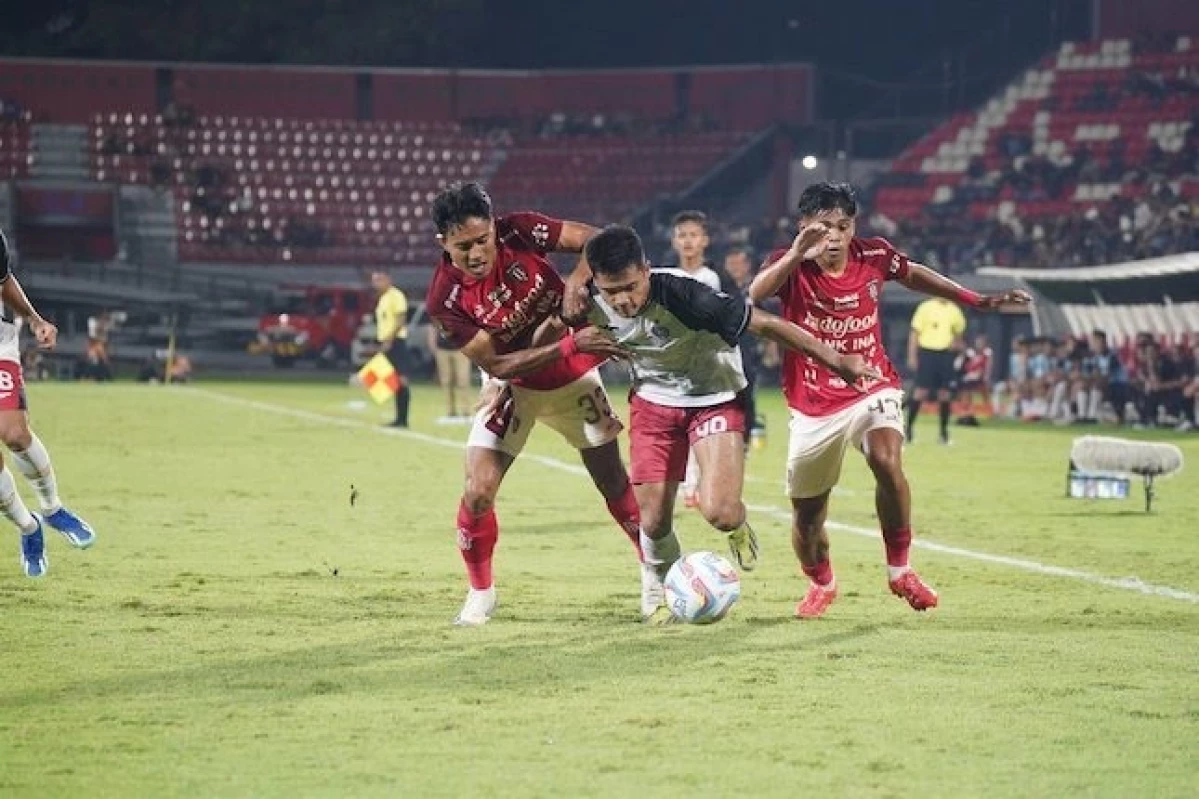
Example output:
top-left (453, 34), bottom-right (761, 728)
top-left (664, 551), bottom-right (741, 624)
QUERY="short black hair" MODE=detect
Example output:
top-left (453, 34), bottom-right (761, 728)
top-left (585, 225), bottom-right (646, 277)
top-left (796, 182), bottom-right (858, 219)
top-left (724, 244), bottom-right (756, 262)
top-left (431, 182), bottom-right (493, 235)
top-left (670, 210), bottom-right (709, 233)
top-left (1092, 329), bottom-right (1108, 342)
top-left (0, 227), bottom-right (10, 272)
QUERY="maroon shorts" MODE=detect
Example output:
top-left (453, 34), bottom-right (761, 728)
top-left (0, 361), bottom-right (26, 411)
top-left (629, 395), bottom-right (746, 484)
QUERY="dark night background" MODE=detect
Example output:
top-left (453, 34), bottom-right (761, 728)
top-left (1, 0), bottom-right (1095, 121)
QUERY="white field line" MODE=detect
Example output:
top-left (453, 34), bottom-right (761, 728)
top-left (191, 388), bottom-right (1199, 604)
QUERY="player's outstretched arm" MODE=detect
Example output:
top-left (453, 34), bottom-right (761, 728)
top-left (1, 275), bottom-right (56, 350)
top-left (900, 264), bottom-right (1032, 310)
top-left (746, 307), bottom-right (882, 390)
top-left (747, 222), bottom-right (829, 304)
top-left (558, 222), bottom-right (600, 323)
top-left (459, 325), bottom-right (625, 381)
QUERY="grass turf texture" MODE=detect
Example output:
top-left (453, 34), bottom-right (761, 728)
top-left (1, 382), bottom-right (1196, 798)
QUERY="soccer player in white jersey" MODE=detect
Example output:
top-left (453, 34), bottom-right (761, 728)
top-left (0, 228), bottom-right (96, 577)
top-left (657, 210), bottom-right (724, 508)
top-left (749, 183), bottom-right (1029, 617)
top-left (577, 225), bottom-right (879, 622)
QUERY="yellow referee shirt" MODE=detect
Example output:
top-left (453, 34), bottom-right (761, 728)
top-left (375, 286), bottom-right (408, 343)
top-left (910, 298), bottom-right (966, 351)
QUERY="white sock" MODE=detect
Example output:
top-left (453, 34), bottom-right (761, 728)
top-left (9, 435), bottom-right (61, 514)
top-left (887, 564), bottom-right (912, 581)
top-left (639, 528), bottom-right (681, 578)
top-left (0, 466), bottom-right (38, 534)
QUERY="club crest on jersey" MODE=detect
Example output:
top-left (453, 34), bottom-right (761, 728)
top-left (649, 323), bottom-right (672, 346)
top-left (867, 280), bottom-right (879, 301)
top-left (506, 262), bottom-right (528, 283)
top-left (531, 222), bottom-right (550, 248)
top-left (833, 293), bottom-right (860, 311)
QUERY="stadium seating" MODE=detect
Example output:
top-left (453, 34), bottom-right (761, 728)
top-left (490, 131), bottom-right (751, 225)
top-left (88, 110), bottom-right (751, 266)
top-left (872, 36), bottom-right (1198, 269)
top-left (0, 112), bottom-right (32, 180)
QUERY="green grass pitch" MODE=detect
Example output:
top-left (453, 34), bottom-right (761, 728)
top-left (1, 381), bottom-right (1195, 798)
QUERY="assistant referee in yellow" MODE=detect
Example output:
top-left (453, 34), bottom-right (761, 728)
top-left (905, 296), bottom-right (966, 445)
top-left (371, 271), bottom-right (411, 428)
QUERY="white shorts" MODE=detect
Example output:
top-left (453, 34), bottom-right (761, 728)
top-left (466, 369), bottom-right (623, 457)
top-left (786, 388), bottom-right (906, 499)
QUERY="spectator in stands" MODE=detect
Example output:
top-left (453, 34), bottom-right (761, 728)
top-left (1089, 330), bottom-right (1133, 425)
top-left (21, 344), bottom-right (47, 383)
top-left (956, 333), bottom-right (994, 424)
top-left (1180, 343), bottom-right (1198, 431)
top-left (993, 335), bottom-right (1029, 419)
top-left (81, 310), bottom-right (115, 382)
top-left (1134, 339), bottom-right (1187, 427)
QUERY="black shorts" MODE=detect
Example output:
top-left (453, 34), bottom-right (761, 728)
top-left (384, 340), bottom-right (409, 374)
top-left (915, 348), bottom-right (958, 392)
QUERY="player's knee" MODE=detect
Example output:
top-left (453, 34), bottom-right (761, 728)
top-left (639, 506), bottom-right (670, 538)
top-left (701, 498), bottom-right (743, 532)
top-left (0, 424), bottom-right (31, 452)
top-left (462, 478), bottom-right (499, 515)
top-left (866, 449), bottom-right (904, 482)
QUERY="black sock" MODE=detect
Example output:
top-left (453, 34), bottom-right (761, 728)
top-left (939, 400), bottom-right (951, 438)
top-left (396, 386), bottom-right (411, 425)
top-left (906, 400), bottom-right (920, 440)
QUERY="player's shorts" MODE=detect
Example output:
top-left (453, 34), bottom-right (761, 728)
top-left (915, 348), bottom-right (958, 392)
top-left (466, 368), bottom-right (622, 457)
top-left (0, 360), bottom-right (27, 412)
top-left (629, 395), bottom-right (746, 484)
top-left (786, 388), bottom-right (905, 499)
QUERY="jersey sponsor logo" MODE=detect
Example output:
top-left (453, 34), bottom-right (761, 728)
top-left (801, 309), bottom-right (879, 338)
top-left (833, 293), bottom-right (860, 311)
top-left (860, 248), bottom-right (886, 257)
top-left (531, 222), bottom-right (550, 248)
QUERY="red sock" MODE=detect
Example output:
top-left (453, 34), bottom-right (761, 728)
top-left (882, 526), bottom-right (912, 568)
top-left (605, 483), bottom-right (644, 561)
top-left (457, 500), bottom-right (499, 590)
top-left (802, 558), bottom-right (834, 586)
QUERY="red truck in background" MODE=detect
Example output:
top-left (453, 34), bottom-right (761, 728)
top-left (255, 285), bottom-right (372, 367)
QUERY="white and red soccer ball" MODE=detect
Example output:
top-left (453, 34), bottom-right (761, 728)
top-left (664, 551), bottom-right (741, 624)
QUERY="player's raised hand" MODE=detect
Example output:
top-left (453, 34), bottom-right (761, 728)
top-left (977, 289), bottom-right (1033, 311)
top-left (561, 271), bottom-right (593, 324)
top-left (790, 221), bottom-right (830, 260)
top-left (30, 317), bottom-right (58, 350)
top-left (572, 326), bottom-right (629, 362)
top-left (835, 354), bottom-right (883, 393)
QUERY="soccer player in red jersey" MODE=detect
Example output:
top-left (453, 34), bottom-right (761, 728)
top-left (425, 183), bottom-right (637, 626)
top-left (748, 183), bottom-right (1029, 618)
